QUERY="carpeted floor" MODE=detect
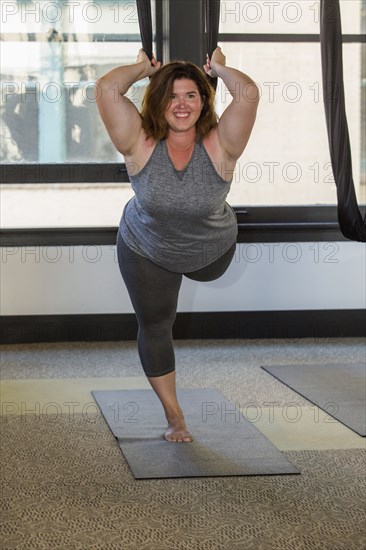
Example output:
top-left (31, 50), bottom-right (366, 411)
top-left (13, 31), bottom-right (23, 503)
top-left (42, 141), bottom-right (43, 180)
top-left (1, 338), bottom-right (365, 549)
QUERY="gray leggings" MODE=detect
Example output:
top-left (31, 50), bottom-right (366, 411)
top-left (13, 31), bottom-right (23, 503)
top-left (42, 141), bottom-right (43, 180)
top-left (116, 231), bottom-right (236, 377)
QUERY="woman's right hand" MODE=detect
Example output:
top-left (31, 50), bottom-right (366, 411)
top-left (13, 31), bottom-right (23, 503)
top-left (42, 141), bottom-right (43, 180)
top-left (136, 48), bottom-right (161, 77)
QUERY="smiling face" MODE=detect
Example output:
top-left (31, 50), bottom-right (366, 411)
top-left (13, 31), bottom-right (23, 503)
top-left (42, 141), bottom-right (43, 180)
top-left (164, 78), bottom-right (204, 134)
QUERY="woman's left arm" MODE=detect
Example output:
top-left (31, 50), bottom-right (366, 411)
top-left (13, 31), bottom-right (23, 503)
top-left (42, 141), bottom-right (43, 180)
top-left (204, 47), bottom-right (260, 162)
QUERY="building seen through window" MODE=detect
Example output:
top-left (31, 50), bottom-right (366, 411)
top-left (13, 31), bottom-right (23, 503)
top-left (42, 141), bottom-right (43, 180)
top-left (1, 0), bottom-right (148, 164)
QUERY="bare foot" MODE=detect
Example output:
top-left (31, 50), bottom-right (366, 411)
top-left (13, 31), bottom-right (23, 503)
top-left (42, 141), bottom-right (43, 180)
top-left (164, 413), bottom-right (192, 443)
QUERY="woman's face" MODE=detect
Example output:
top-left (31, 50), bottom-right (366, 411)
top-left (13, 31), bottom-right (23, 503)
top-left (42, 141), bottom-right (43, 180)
top-left (164, 78), bottom-right (203, 133)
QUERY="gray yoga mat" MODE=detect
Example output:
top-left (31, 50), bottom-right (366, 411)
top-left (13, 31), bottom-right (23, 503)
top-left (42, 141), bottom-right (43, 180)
top-left (261, 363), bottom-right (366, 437)
top-left (92, 388), bottom-right (300, 479)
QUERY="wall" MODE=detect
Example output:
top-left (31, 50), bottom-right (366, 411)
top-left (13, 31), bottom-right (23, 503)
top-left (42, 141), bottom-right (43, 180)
top-left (1, 242), bottom-right (365, 316)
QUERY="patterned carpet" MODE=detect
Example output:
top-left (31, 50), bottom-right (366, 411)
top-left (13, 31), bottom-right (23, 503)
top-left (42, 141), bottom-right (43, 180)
top-left (1, 338), bottom-right (365, 549)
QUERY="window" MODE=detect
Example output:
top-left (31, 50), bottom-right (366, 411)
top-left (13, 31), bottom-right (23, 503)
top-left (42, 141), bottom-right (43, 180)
top-left (217, 0), bottom-right (365, 206)
top-left (1, 0), bottom-right (364, 230)
top-left (1, 0), bottom-right (155, 228)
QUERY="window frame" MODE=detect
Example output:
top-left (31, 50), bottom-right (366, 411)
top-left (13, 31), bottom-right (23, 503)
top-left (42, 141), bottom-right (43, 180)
top-left (0, 206), bottom-right (350, 245)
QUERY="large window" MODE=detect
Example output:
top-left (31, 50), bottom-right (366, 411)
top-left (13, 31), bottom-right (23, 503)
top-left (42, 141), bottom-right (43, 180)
top-left (1, 0), bottom-right (154, 228)
top-left (1, 0), bottom-right (152, 163)
top-left (1, 0), bottom-right (365, 229)
top-left (218, 0), bottom-right (365, 206)
top-left (221, 42), bottom-right (364, 206)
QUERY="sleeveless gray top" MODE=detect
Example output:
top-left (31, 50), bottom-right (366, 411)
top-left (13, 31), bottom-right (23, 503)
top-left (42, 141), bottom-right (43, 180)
top-left (119, 138), bottom-right (238, 272)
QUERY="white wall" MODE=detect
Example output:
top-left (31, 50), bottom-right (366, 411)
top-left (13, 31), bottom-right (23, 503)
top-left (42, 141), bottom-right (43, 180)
top-left (1, 242), bottom-right (365, 315)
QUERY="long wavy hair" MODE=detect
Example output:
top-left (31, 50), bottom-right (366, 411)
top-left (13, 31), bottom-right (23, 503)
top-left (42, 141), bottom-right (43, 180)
top-left (141, 61), bottom-right (218, 141)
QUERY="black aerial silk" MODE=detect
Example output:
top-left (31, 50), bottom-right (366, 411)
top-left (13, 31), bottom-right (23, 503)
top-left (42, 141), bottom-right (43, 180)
top-left (203, 0), bottom-right (221, 90)
top-left (136, 0), bottom-right (153, 61)
top-left (320, 0), bottom-right (366, 242)
top-left (136, 0), bottom-right (221, 90)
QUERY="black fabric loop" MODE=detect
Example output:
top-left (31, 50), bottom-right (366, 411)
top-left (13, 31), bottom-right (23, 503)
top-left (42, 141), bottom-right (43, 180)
top-left (203, 0), bottom-right (221, 91)
top-left (320, 0), bottom-right (366, 242)
top-left (136, 0), bottom-right (153, 62)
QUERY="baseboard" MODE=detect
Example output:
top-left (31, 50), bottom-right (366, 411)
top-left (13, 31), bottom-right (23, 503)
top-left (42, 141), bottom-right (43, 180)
top-left (1, 310), bottom-right (365, 344)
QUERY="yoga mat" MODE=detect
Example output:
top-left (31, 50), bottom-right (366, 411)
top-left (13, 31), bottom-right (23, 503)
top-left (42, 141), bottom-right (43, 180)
top-left (261, 363), bottom-right (366, 437)
top-left (92, 388), bottom-right (300, 479)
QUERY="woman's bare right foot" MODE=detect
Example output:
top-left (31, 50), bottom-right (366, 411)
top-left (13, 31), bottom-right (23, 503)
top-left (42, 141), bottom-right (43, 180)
top-left (164, 413), bottom-right (192, 443)
top-left (146, 371), bottom-right (192, 442)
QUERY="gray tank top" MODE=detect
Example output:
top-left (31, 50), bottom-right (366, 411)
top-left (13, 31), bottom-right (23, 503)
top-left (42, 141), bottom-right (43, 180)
top-left (119, 138), bottom-right (238, 272)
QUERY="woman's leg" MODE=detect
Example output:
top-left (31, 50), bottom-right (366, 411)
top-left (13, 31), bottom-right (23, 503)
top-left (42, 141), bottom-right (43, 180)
top-left (116, 231), bottom-right (192, 442)
top-left (184, 241), bottom-right (236, 282)
top-left (117, 231), bottom-right (182, 377)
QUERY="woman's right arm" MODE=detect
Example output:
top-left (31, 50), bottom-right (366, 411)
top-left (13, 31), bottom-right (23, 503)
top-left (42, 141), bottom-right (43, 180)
top-left (95, 50), bottom-right (161, 156)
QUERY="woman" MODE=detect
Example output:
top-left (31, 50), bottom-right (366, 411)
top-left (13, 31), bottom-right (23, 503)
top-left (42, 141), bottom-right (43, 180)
top-left (96, 47), bottom-right (259, 443)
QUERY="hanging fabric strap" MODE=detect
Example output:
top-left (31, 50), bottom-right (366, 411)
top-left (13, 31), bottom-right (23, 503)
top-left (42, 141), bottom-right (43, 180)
top-left (136, 0), bottom-right (153, 61)
top-left (320, 0), bottom-right (366, 242)
top-left (203, 0), bottom-right (221, 90)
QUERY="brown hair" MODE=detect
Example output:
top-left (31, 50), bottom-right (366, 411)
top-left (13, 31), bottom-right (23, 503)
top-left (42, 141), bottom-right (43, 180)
top-left (141, 61), bottom-right (218, 141)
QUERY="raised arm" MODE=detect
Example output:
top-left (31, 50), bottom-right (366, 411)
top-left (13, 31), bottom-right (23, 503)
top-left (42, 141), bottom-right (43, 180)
top-left (95, 50), bottom-right (161, 156)
top-left (204, 48), bottom-right (259, 162)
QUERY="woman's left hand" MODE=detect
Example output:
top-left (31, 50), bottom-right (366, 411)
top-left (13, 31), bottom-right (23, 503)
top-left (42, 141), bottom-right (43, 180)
top-left (203, 47), bottom-right (226, 78)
